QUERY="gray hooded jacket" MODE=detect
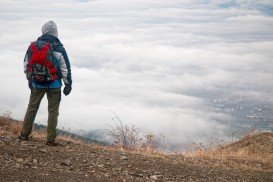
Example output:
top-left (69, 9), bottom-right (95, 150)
top-left (24, 21), bottom-right (72, 88)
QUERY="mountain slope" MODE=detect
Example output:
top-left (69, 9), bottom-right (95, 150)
top-left (0, 116), bottom-right (273, 182)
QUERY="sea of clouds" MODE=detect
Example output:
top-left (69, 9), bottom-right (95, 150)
top-left (1, 0), bottom-right (272, 150)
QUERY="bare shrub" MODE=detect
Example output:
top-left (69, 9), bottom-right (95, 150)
top-left (106, 110), bottom-right (140, 149)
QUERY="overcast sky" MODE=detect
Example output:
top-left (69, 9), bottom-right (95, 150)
top-left (1, 0), bottom-right (273, 149)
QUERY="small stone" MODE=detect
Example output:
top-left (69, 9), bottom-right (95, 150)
top-left (120, 156), bottom-right (128, 160)
top-left (33, 159), bottom-right (38, 163)
top-left (150, 175), bottom-right (159, 181)
top-left (39, 149), bottom-right (47, 153)
top-left (18, 158), bottom-right (24, 162)
top-left (97, 164), bottom-right (104, 168)
top-left (61, 159), bottom-right (72, 166)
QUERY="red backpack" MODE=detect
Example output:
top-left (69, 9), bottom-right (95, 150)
top-left (26, 41), bottom-right (58, 84)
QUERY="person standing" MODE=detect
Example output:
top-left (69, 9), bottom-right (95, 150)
top-left (19, 21), bottom-right (72, 146)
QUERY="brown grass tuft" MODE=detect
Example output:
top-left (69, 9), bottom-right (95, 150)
top-left (0, 116), bottom-right (22, 135)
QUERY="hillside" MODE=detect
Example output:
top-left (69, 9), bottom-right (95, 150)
top-left (221, 132), bottom-right (273, 158)
top-left (0, 116), bottom-right (273, 182)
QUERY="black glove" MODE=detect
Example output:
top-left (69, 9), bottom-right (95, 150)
top-left (63, 84), bottom-right (72, 96)
top-left (28, 80), bottom-right (33, 89)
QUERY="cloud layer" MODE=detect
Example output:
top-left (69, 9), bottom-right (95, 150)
top-left (1, 0), bottom-right (272, 149)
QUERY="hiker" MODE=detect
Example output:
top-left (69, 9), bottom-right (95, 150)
top-left (19, 21), bottom-right (72, 146)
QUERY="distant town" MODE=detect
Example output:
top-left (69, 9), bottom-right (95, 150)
top-left (209, 97), bottom-right (273, 138)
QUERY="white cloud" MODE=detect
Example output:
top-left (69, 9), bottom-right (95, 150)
top-left (0, 0), bottom-right (272, 150)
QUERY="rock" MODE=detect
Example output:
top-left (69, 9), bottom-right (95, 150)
top-left (17, 158), bottom-right (24, 162)
top-left (33, 159), bottom-right (38, 163)
top-left (61, 159), bottom-right (72, 166)
top-left (31, 146), bottom-right (38, 149)
top-left (97, 164), bottom-right (104, 168)
top-left (39, 149), bottom-right (47, 153)
top-left (23, 157), bottom-right (33, 165)
top-left (120, 156), bottom-right (128, 160)
top-left (129, 172), bottom-right (144, 178)
top-left (150, 175), bottom-right (161, 181)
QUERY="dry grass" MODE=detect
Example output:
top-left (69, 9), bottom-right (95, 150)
top-left (58, 135), bottom-right (85, 144)
top-left (0, 115), bottom-right (83, 144)
top-left (184, 141), bottom-right (225, 158)
top-left (0, 116), bottom-right (22, 135)
top-left (182, 133), bottom-right (273, 172)
top-left (29, 128), bottom-right (84, 144)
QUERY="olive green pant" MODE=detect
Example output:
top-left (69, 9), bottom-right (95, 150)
top-left (21, 88), bottom-right (61, 142)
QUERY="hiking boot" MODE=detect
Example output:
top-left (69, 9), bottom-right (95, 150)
top-left (18, 135), bottom-right (29, 141)
top-left (45, 140), bottom-right (59, 146)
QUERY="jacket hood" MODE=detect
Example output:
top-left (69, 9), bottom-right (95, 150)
top-left (42, 21), bottom-right (58, 38)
